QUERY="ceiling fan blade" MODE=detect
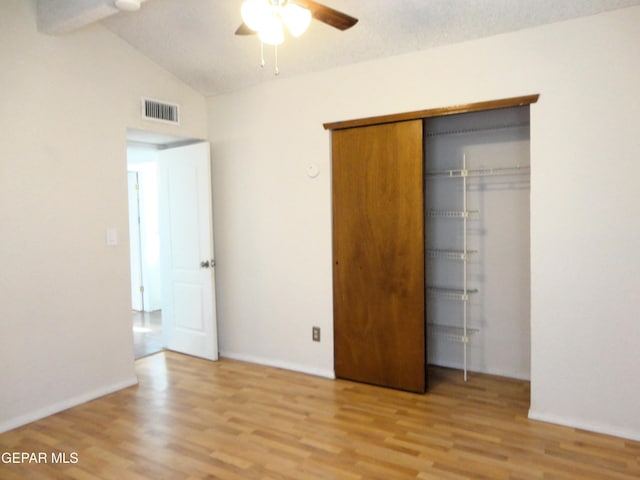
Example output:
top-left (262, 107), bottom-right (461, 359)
top-left (235, 22), bottom-right (256, 36)
top-left (295, 0), bottom-right (358, 31)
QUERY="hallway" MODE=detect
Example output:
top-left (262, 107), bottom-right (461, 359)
top-left (132, 310), bottom-right (162, 359)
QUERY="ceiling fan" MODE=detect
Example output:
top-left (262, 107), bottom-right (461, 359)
top-left (235, 0), bottom-right (358, 39)
top-left (235, 0), bottom-right (358, 74)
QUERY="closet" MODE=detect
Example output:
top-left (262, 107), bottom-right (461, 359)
top-left (425, 106), bottom-right (531, 381)
top-left (326, 95), bottom-right (537, 392)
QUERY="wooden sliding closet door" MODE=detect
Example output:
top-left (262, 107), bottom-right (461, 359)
top-left (332, 120), bottom-right (425, 393)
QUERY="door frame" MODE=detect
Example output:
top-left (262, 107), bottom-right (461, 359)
top-left (325, 94), bottom-right (539, 391)
top-left (125, 130), bottom-right (216, 360)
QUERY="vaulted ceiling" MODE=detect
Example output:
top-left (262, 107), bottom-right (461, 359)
top-left (37, 0), bottom-right (640, 97)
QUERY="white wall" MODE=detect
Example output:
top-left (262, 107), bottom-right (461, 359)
top-left (0, 0), bottom-right (207, 432)
top-left (208, 7), bottom-right (640, 440)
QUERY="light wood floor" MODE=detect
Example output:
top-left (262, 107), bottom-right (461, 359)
top-left (1, 352), bottom-right (638, 479)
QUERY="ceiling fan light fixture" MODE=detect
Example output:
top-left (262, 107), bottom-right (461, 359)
top-left (241, 0), bottom-right (311, 40)
top-left (282, 3), bottom-right (312, 37)
top-left (241, 0), bottom-right (271, 32)
top-left (239, 0), bottom-right (328, 74)
top-left (258, 13), bottom-right (285, 45)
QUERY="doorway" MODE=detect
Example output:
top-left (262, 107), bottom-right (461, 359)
top-left (424, 106), bottom-right (531, 381)
top-left (131, 310), bottom-right (163, 358)
top-left (125, 128), bottom-right (219, 361)
top-left (127, 140), bottom-right (164, 359)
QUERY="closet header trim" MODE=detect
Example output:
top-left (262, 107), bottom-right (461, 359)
top-left (323, 94), bottom-right (539, 131)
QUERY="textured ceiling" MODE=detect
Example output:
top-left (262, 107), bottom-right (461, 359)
top-left (44, 0), bottom-right (640, 97)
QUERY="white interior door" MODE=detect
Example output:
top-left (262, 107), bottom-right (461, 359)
top-left (158, 142), bottom-right (218, 361)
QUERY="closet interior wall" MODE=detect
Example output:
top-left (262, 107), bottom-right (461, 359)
top-left (425, 106), bottom-right (531, 380)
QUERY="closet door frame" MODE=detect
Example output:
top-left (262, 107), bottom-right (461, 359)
top-left (326, 94), bottom-right (539, 393)
top-left (324, 95), bottom-right (539, 131)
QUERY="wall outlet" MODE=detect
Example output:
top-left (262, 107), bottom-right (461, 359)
top-left (312, 326), bottom-right (321, 342)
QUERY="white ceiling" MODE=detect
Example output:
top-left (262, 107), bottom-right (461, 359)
top-left (39, 0), bottom-right (640, 97)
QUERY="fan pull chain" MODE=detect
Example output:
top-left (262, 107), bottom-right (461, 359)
top-left (257, 40), bottom-right (279, 76)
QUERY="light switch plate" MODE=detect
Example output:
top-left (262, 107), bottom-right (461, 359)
top-left (106, 228), bottom-right (118, 246)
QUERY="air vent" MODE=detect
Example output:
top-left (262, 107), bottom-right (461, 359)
top-left (141, 97), bottom-right (180, 125)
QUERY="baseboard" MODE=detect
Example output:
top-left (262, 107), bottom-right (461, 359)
top-left (528, 409), bottom-right (640, 442)
top-left (0, 375), bottom-right (139, 434)
top-left (221, 351), bottom-right (335, 380)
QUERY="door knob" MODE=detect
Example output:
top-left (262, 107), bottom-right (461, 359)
top-left (200, 260), bottom-right (210, 268)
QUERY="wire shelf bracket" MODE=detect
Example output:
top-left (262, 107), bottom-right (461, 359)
top-left (427, 249), bottom-right (477, 261)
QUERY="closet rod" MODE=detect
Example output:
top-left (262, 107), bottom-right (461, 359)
top-left (425, 121), bottom-right (530, 138)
